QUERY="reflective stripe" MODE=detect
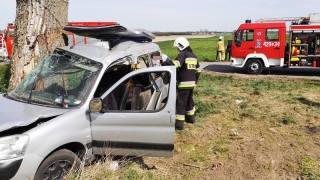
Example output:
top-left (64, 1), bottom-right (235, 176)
top-left (180, 81), bottom-right (196, 85)
top-left (178, 84), bottom-right (196, 88)
top-left (196, 68), bottom-right (201, 73)
top-left (172, 60), bottom-right (181, 68)
top-left (186, 58), bottom-right (197, 70)
top-left (176, 115), bottom-right (185, 121)
top-left (178, 81), bottom-right (196, 88)
top-left (186, 107), bottom-right (196, 116)
top-left (185, 58), bottom-right (198, 63)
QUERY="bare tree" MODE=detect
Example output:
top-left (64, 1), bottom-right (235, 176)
top-left (203, 28), bottom-right (208, 35)
top-left (8, 0), bottom-right (69, 92)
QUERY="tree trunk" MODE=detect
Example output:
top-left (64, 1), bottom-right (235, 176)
top-left (8, 0), bottom-right (69, 92)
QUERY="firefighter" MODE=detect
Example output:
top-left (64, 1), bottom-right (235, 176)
top-left (162, 37), bottom-right (201, 130)
top-left (217, 36), bottom-right (225, 61)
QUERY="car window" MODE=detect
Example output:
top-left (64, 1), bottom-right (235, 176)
top-left (138, 54), bottom-right (150, 68)
top-left (9, 50), bottom-right (102, 108)
top-left (102, 71), bottom-right (170, 112)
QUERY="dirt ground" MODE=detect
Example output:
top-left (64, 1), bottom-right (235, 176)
top-left (140, 71), bottom-right (320, 180)
top-left (153, 35), bottom-right (214, 42)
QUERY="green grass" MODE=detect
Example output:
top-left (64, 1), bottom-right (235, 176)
top-left (0, 64), bottom-right (10, 93)
top-left (299, 157), bottom-right (320, 180)
top-left (155, 34), bottom-right (234, 61)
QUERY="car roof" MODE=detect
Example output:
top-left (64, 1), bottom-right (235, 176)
top-left (60, 40), bottom-right (160, 66)
top-left (62, 23), bottom-right (160, 66)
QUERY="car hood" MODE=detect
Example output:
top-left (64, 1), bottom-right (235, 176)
top-left (0, 95), bottom-right (70, 132)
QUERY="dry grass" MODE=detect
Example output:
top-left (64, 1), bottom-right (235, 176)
top-left (65, 72), bottom-right (320, 180)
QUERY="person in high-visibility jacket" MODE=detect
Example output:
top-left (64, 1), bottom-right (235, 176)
top-left (162, 37), bottom-right (201, 130)
top-left (217, 36), bottom-right (225, 61)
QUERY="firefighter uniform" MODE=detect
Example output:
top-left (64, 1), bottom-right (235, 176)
top-left (217, 36), bottom-right (225, 61)
top-left (163, 47), bottom-right (201, 130)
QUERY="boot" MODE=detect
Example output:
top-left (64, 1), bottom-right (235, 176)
top-left (185, 114), bottom-right (196, 124)
top-left (175, 120), bottom-right (184, 130)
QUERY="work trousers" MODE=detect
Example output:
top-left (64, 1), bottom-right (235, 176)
top-left (218, 50), bottom-right (225, 61)
top-left (226, 49), bottom-right (231, 61)
top-left (175, 89), bottom-right (196, 130)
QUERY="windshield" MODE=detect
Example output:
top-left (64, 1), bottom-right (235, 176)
top-left (8, 49), bottom-right (102, 108)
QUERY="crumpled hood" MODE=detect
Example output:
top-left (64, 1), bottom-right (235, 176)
top-left (0, 95), bottom-right (70, 132)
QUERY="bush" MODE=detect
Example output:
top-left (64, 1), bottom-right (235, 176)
top-left (0, 64), bottom-right (10, 93)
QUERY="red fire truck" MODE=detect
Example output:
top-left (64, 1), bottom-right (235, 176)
top-left (0, 22), bottom-right (113, 60)
top-left (0, 23), bottom-right (14, 59)
top-left (231, 13), bottom-right (320, 74)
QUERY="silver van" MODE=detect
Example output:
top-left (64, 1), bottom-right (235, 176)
top-left (0, 25), bottom-right (176, 180)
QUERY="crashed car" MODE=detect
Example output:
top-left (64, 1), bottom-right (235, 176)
top-left (0, 22), bottom-right (176, 180)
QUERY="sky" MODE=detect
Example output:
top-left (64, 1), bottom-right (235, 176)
top-left (1, 0), bottom-right (320, 32)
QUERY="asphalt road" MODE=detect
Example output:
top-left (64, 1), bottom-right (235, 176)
top-left (200, 62), bottom-right (320, 80)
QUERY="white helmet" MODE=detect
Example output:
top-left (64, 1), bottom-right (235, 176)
top-left (219, 36), bottom-right (223, 40)
top-left (173, 37), bottom-right (189, 51)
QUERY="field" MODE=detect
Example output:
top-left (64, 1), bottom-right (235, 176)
top-left (61, 71), bottom-right (320, 180)
top-left (155, 34), bottom-right (233, 62)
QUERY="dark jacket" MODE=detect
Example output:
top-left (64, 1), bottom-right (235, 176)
top-left (162, 48), bottom-right (201, 89)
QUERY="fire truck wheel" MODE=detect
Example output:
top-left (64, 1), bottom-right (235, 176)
top-left (246, 59), bottom-right (263, 74)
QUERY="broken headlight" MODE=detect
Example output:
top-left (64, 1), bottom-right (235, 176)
top-left (0, 135), bottom-right (29, 160)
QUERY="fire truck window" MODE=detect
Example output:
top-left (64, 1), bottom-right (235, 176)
top-left (266, 29), bottom-right (279, 41)
top-left (243, 30), bottom-right (254, 42)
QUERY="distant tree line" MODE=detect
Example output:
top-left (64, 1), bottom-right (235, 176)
top-left (152, 31), bottom-right (234, 36)
top-left (152, 32), bottom-right (193, 36)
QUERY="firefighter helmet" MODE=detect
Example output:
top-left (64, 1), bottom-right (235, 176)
top-left (173, 37), bottom-right (189, 51)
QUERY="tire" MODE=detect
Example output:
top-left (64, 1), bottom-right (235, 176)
top-left (34, 149), bottom-right (81, 180)
top-left (246, 59), bottom-right (263, 74)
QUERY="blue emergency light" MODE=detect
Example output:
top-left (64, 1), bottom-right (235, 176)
top-left (245, 19), bottom-right (251, 23)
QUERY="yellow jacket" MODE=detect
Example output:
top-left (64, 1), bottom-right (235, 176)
top-left (217, 41), bottom-right (224, 51)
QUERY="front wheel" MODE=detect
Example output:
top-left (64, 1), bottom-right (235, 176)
top-left (246, 59), bottom-right (263, 74)
top-left (34, 149), bottom-right (81, 180)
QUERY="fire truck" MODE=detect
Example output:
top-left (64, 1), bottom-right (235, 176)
top-left (0, 23), bottom-right (14, 60)
top-left (231, 13), bottom-right (320, 74)
top-left (0, 22), bottom-right (107, 61)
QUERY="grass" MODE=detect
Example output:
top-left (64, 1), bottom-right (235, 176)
top-left (155, 34), bottom-right (233, 61)
top-left (65, 72), bottom-right (319, 179)
top-left (0, 64), bottom-right (10, 93)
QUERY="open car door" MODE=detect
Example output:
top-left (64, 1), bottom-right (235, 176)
top-left (90, 66), bottom-right (176, 157)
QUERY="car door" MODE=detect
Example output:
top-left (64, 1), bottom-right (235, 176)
top-left (90, 66), bottom-right (176, 157)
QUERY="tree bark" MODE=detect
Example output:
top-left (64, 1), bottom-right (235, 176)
top-left (8, 0), bottom-right (69, 92)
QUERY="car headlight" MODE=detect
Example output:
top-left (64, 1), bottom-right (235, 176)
top-left (0, 135), bottom-right (29, 160)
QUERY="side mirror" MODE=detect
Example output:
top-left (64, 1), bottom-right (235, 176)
top-left (89, 98), bottom-right (102, 113)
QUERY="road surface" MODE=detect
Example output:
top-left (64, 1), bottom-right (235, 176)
top-left (200, 62), bottom-right (320, 80)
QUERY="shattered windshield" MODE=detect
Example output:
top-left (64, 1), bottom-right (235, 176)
top-left (8, 49), bottom-right (102, 108)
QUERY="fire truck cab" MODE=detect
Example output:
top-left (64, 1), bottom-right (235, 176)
top-left (0, 23), bottom-right (14, 60)
top-left (231, 13), bottom-right (320, 74)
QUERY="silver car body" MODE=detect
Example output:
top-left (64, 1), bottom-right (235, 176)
top-left (0, 37), bottom-right (176, 179)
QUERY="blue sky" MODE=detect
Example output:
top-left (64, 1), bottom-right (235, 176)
top-left (1, 0), bottom-right (320, 31)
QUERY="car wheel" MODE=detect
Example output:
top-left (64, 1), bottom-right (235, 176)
top-left (246, 59), bottom-right (263, 74)
top-left (34, 149), bottom-right (81, 180)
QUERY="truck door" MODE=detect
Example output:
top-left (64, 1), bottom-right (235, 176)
top-left (233, 29), bottom-right (255, 58)
top-left (262, 28), bottom-right (281, 59)
top-left (90, 66), bottom-right (176, 157)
